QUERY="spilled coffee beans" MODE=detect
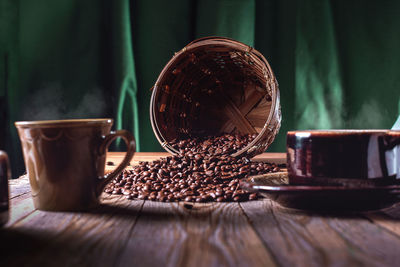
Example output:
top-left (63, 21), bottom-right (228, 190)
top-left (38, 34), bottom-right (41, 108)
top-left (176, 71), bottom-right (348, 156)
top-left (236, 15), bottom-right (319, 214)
top-left (105, 134), bottom-right (282, 202)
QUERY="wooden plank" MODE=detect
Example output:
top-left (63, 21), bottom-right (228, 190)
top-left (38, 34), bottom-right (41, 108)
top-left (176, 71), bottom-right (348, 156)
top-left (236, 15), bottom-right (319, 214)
top-left (117, 201), bottom-right (277, 267)
top-left (9, 174), bottom-right (31, 198)
top-left (1, 194), bottom-right (144, 267)
top-left (324, 213), bottom-right (400, 266)
top-left (5, 175), bottom-right (36, 226)
top-left (106, 152), bottom-right (170, 172)
top-left (360, 204), bottom-right (400, 238)
top-left (7, 192), bottom-right (35, 226)
top-left (240, 199), bottom-right (400, 267)
top-left (107, 152), bottom-right (171, 160)
top-left (252, 153), bottom-right (286, 165)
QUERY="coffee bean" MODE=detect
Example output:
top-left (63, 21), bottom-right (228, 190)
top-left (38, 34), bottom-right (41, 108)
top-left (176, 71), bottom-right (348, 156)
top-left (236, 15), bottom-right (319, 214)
top-left (143, 185), bottom-right (151, 191)
top-left (190, 184), bottom-right (198, 190)
top-left (215, 190), bottom-right (224, 197)
top-left (104, 188), bottom-right (113, 193)
top-left (205, 171), bottom-right (214, 176)
top-left (138, 194), bottom-right (147, 200)
top-left (224, 194), bottom-right (233, 201)
top-left (216, 197), bottom-right (225, 202)
top-left (112, 188), bottom-right (122, 194)
top-left (249, 193), bottom-right (258, 200)
top-left (123, 189), bottom-right (132, 195)
top-left (154, 185), bottom-right (162, 191)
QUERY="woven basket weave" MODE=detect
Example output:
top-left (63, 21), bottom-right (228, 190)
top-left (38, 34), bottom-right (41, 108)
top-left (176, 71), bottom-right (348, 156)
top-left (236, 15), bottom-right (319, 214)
top-left (150, 36), bottom-right (281, 158)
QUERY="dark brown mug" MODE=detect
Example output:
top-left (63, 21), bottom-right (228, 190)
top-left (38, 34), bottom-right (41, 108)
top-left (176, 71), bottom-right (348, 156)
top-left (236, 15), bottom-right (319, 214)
top-left (15, 119), bottom-right (135, 211)
top-left (287, 130), bottom-right (400, 185)
top-left (0, 151), bottom-right (10, 225)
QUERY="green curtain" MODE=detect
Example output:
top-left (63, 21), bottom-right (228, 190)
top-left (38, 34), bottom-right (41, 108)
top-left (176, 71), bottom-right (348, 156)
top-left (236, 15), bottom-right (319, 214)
top-left (2, 0), bottom-right (400, 177)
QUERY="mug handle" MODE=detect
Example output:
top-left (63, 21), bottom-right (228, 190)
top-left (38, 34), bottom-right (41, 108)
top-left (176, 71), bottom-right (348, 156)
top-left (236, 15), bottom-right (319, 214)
top-left (96, 130), bottom-right (136, 193)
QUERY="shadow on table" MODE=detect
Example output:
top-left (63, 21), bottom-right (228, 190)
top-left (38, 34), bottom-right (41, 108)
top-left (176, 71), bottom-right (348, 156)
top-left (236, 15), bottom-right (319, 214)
top-left (0, 227), bottom-right (75, 265)
top-left (273, 201), bottom-right (400, 221)
top-left (0, 225), bottom-right (130, 266)
top-left (86, 200), bottom-right (225, 224)
top-left (85, 198), bottom-right (400, 223)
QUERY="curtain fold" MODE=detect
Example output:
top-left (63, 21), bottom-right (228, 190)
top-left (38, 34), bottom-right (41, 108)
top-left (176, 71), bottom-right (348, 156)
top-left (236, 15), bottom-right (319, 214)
top-left (195, 0), bottom-right (255, 45)
top-left (295, 0), bottom-right (344, 130)
top-left (2, 0), bottom-right (400, 176)
top-left (331, 0), bottom-right (400, 128)
top-left (112, 0), bottom-right (140, 151)
top-left (131, 0), bottom-right (194, 152)
top-left (1, 0), bottom-right (18, 152)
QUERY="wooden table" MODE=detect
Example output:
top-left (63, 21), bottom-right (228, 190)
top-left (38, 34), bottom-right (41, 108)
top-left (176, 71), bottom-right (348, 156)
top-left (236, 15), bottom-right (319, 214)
top-left (2, 152), bottom-right (400, 267)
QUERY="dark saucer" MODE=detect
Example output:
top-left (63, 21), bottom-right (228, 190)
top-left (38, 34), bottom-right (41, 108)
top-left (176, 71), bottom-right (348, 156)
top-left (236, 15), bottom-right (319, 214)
top-left (240, 174), bottom-right (400, 211)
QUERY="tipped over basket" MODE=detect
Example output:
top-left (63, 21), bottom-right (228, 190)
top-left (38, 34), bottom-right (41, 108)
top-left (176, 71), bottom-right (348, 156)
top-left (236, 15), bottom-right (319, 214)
top-left (150, 36), bottom-right (281, 158)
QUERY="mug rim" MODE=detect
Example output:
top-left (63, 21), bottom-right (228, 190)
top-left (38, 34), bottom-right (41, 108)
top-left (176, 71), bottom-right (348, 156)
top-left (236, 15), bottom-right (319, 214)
top-left (15, 118), bottom-right (113, 128)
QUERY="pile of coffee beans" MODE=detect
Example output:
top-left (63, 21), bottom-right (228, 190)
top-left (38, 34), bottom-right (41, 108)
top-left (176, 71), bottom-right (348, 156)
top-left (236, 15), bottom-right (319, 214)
top-left (105, 134), bottom-right (282, 202)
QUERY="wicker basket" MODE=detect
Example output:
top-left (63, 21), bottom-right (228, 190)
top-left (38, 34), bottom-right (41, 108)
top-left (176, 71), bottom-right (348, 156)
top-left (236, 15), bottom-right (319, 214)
top-left (150, 36), bottom-right (281, 158)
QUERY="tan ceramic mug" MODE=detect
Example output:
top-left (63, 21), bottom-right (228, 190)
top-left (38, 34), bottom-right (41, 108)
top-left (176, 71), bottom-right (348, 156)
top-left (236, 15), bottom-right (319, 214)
top-left (15, 119), bottom-right (135, 211)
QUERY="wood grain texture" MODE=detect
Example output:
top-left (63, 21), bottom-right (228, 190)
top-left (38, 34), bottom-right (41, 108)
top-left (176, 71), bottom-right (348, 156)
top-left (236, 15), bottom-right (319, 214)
top-left (1, 194), bottom-right (144, 267)
top-left (8, 174), bottom-right (31, 197)
top-left (117, 201), bottom-right (276, 267)
top-left (240, 200), bottom-right (400, 267)
top-left (363, 205), bottom-right (400, 237)
top-left (324, 213), bottom-right (400, 266)
top-left (7, 192), bottom-right (35, 226)
top-left (4, 152), bottom-right (400, 267)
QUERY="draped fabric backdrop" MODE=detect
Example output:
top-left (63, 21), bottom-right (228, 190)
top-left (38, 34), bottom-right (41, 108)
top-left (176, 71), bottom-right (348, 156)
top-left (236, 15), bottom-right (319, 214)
top-left (1, 0), bottom-right (400, 176)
